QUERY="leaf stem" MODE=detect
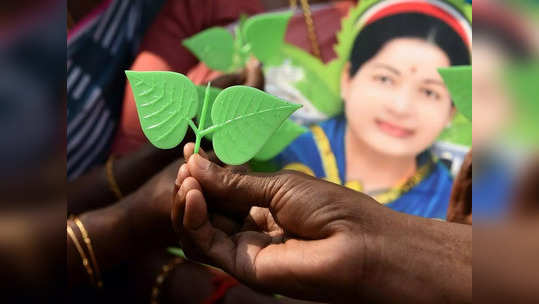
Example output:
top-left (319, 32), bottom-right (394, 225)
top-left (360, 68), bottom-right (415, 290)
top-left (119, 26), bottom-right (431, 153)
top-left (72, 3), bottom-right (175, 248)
top-left (198, 124), bottom-right (220, 137)
top-left (194, 83), bottom-right (211, 154)
top-left (187, 119), bottom-right (198, 133)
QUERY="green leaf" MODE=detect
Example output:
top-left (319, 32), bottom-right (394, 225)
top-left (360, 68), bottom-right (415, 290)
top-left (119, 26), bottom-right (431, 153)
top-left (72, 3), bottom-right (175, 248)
top-left (244, 11), bottom-right (293, 64)
top-left (437, 112), bottom-right (471, 146)
top-left (125, 71), bottom-right (199, 149)
top-left (438, 66), bottom-right (472, 121)
top-left (183, 28), bottom-right (235, 72)
top-left (208, 86), bottom-right (302, 165)
top-left (281, 44), bottom-right (343, 116)
top-left (503, 62), bottom-right (539, 145)
top-left (195, 85), bottom-right (222, 140)
top-left (254, 119), bottom-right (307, 161)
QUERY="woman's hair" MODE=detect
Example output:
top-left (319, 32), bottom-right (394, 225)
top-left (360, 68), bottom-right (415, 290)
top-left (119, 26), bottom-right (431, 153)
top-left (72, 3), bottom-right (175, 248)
top-left (349, 13), bottom-right (471, 76)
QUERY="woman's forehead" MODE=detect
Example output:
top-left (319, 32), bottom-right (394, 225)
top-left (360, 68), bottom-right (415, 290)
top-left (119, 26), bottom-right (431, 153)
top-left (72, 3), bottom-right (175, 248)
top-left (367, 38), bottom-right (451, 74)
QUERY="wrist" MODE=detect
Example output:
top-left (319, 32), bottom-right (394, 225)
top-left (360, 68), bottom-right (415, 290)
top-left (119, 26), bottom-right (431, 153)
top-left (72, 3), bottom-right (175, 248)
top-left (122, 189), bottom-right (176, 250)
top-left (77, 200), bottom-right (130, 271)
top-left (359, 211), bottom-right (472, 303)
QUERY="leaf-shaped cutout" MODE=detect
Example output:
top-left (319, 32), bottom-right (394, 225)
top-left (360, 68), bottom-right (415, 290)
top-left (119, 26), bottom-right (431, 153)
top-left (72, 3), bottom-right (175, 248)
top-left (195, 85), bottom-right (222, 140)
top-left (244, 11), bottom-right (292, 64)
top-left (437, 112), bottom-right (471, 146)
top-left (126, 71), bottom-right (199, 149)
top-left (210, 86), bottom-right (302, 165)
top-left (438, 66), bottom-right (472, 121)
top-left (254, 119), bottom-right (307, 161)
top-left (183, 28), bottom-right (235, 72)
top-left (281, 44), bottom-right (342, 116)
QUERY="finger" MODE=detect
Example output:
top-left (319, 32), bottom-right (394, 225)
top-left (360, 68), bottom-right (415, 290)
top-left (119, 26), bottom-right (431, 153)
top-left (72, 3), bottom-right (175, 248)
top-left (187, 155), bottom-right (372, 238)
top-left (187, 154), bottom-right (286, 212)
top-left (171, 177), bottom-right (201, 233)
top-left (181, 188), bottom-right (239, 273)
top-left (183, 142), bottom-right (209, 162)
top-left (174, 163), bottom-right (190, 194)
top-left (207, 73), bottom-right (244, 89)
top-left (225, 164), bottom-right (249, 174)
top-left (184, 142), bottom-right (222, 164)
top-left (244, 57), bottom-right (264, 90)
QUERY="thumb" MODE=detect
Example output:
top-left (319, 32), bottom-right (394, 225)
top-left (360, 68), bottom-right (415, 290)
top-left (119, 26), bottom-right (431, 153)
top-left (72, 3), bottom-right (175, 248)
top-left (186, 154), bottom-right (287, 213)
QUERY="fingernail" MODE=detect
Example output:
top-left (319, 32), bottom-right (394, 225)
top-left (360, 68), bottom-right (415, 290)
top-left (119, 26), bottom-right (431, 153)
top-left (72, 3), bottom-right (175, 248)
top-left (193, 154), bottom-right (211, 170)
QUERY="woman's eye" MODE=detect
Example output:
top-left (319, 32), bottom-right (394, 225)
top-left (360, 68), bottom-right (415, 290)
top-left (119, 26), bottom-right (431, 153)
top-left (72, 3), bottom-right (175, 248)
top-left (374, 75), bottom-right (394, 85)
top-left (421, 88), bottom-right (440, 100)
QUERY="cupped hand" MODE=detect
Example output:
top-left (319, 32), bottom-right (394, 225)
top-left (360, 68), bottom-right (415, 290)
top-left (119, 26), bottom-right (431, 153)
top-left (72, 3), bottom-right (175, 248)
top-left (171, 146), bottom-right (394, 302)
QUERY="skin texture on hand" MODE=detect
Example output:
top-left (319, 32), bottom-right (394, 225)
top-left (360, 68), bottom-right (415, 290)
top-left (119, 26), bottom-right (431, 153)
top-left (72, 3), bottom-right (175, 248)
top-left (172, 144), bottom-right (472, 303)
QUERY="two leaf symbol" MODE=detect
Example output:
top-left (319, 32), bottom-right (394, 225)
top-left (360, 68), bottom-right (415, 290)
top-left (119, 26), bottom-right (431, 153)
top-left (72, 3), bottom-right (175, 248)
top-left (126, 71), bottom-right (302, 165)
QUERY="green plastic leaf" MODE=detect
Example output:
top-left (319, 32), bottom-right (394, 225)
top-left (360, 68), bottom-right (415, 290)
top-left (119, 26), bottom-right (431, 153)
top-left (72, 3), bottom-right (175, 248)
top-left (254, 119), bottom-right (307, 161)
top-left (125, 71), bottom-right (199, 149)
top-left (183, 28), bottom-right (235, 72)
top-left (209, 86), bottom-right (302, 165)
top-left (244, 11), bottom-right (293, 64)
top-left (195, 85), bottom-right (222, 140)
top-left (438, 66), bottom-right (472, 121)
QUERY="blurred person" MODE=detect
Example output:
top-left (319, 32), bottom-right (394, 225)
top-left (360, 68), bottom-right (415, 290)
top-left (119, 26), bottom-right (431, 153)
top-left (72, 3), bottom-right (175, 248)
top-left (0, 0), bottom-right (65, 302)
top-left (472, 0), bottom-right (534, 220)
top-left (273, 0), bottom-right (471, 219)
top-left (67, 0), bottom-right (167, 181)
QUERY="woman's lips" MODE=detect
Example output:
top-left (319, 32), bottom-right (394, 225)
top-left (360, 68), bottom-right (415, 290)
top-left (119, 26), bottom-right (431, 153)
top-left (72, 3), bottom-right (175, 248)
top-left (375, 119), bottom-right (414, 138)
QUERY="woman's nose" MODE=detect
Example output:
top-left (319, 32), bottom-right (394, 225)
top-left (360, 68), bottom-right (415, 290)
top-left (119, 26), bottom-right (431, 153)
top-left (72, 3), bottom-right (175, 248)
top-left (386, 89), bottom-right (413, 117)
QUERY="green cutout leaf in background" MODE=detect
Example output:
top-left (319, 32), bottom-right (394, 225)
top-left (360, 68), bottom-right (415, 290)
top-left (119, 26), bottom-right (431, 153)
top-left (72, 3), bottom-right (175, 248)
top-left (182, 12), bottom-right (293, 72)
top-left (209, 86), bottom-right (302, 165)
top-left (254, 119), bottom-right (307, 161)
top-left (280, 44), bottom-right (343, 116)
top-left (438, 66), bottom-right (472, 121)
top-left (244, 11), bottom-right (293, 65)
top-left (126, 71), bottom-right (199, 149)
top-left (183, 28), bottom-right (235, 71)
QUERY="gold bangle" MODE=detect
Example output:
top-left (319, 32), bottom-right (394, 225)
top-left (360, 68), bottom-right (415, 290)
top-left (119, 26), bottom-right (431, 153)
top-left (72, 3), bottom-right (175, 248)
top-left (73, 217), bottom-right (103, 288)
top-left (150, 258), bottom-right (183, 304)
top-left (67, 222), bottom-right (95, 285)
top-left (106, 155), bottom-right (123, 200)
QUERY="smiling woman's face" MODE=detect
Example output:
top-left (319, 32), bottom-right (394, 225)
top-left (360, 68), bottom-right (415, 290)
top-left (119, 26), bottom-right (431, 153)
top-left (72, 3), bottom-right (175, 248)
top-left (342, 37), bottom-right (454, 157)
